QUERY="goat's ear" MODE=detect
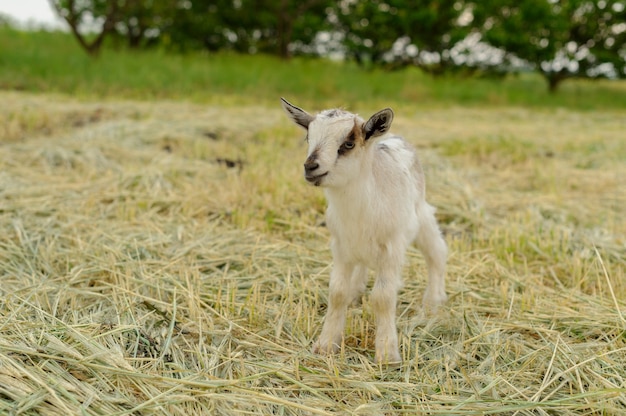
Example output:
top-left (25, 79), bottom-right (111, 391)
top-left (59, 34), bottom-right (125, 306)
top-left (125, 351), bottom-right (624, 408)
top-left (281, 97), bottom-right (314, 130)
top-left (363, 108), bottom-right (394, 140)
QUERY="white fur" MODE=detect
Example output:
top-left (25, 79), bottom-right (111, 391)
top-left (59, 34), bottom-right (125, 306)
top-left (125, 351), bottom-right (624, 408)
top-left (281, 99), bottom-right (448, 363)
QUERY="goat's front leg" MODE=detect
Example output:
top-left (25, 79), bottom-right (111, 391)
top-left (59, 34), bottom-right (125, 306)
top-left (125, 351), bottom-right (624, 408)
top-left (313, 261), bottom-right (355, 355)
top-left (371, 268), bottom-right (402, 364)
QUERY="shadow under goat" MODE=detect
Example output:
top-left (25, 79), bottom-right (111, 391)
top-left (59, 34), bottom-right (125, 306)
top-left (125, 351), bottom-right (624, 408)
top-left (281, 98), bottom-right (448, 364)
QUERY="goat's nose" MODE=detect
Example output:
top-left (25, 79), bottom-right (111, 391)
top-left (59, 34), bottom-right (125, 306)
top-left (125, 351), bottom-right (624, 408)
top-left (304, 160), bottom-right (319, 173)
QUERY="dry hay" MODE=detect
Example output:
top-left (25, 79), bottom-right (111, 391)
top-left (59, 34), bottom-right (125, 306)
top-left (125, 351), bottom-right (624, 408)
top-left (0, 91), bottom-right (624, 415)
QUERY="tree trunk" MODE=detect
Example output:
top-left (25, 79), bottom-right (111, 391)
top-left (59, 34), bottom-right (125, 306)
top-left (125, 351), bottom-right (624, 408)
top-left (128, 26), bottom-right (146, 48)
top-left (49, 0), bottom-right (117, 58)
top-left (277, 0), bottom-right (292, 59)
top-left (546, 72), bottom-right (566, 94)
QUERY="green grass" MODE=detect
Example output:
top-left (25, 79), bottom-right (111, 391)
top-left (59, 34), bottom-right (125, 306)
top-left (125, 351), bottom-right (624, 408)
top-left (1, 26), bottom-right (626, 110)
top-left (0, 27), bottom-right (625, 415)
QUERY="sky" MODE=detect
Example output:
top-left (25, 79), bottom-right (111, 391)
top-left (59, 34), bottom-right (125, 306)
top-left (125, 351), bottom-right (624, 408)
top-left (0, 0), bottom-right (66, 29)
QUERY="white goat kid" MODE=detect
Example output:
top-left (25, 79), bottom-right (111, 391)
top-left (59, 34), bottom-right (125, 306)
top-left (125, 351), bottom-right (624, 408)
top-left (281, 98), bottom-right (448, 364)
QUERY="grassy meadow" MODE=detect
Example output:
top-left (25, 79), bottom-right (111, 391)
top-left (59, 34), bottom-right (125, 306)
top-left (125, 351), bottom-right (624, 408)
top-left (0, 28), bottom-right (625, 414)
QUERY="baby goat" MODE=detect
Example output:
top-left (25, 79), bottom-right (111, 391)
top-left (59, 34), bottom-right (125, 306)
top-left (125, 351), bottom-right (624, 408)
top-left (281, 98), bottom-right (447, 363)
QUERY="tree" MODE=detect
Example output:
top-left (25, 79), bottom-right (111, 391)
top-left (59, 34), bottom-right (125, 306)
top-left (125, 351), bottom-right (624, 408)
top-left (157, 0), bottom-right (332, 58)
top-left (114, 0), bottom-right (172, 48)
top-left (474, 0), bottom-right (626, 92)
top-left (274, 0), bottom-right (332, 58)
top-left (332, 0), bottom-right (480, 73)
top-left (49, 0), bottom-right (120, 56)
top-left (50, 0), bottom-right (175, 54)
top-left (585, 1), bottom-right (626, 79)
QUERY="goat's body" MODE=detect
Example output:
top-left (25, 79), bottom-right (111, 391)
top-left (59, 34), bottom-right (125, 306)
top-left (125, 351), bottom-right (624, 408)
top-left (321, 135), bottom-right (447, 363)
top-left (281, 99), bottom-right (447, 363)
top-left (325, 136), bottom-right (421, 269)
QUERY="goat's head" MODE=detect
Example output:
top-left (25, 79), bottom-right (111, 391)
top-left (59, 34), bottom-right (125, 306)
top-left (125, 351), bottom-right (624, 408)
top-left (281, 98), bottom-right (394, 187)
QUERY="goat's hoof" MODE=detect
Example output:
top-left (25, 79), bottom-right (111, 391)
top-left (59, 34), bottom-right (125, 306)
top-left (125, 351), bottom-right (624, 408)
top-left (422, 291), bottom-right (448, 314)
top-left (312, 340), bottom-right (339, 355)
top-left (374, 350), bottom-right (402, 366)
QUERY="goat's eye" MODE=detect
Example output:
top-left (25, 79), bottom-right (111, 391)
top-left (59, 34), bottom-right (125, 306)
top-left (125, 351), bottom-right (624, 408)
top-left (338, 140), bottom-right (356, 156)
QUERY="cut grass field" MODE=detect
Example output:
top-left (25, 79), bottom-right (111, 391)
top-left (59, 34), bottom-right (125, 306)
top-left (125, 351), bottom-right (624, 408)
top-left (1, 28), bottom-right (626, 415)
top-left (1, 90), bottom-right (624, 415)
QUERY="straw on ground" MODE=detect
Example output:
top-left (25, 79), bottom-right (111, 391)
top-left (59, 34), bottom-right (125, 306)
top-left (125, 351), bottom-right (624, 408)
top-left (0, 91), bottom-right (624, 415)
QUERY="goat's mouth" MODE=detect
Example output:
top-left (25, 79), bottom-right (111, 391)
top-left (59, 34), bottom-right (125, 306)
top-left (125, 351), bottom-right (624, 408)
top-left (305, 172), bottom-right (328, 186)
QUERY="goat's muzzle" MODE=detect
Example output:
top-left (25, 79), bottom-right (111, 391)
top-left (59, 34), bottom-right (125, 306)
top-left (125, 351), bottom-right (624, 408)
top-left (304, 158), bottom-right (327, 186)
top-left (304, 159), bottom-right (319, 174)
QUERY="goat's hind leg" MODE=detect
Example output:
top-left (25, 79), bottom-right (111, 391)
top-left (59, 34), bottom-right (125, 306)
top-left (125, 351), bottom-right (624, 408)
top-left (313, 261), bottom-right (361, 355)
top-left (416, 203), bottom-right (448, 312)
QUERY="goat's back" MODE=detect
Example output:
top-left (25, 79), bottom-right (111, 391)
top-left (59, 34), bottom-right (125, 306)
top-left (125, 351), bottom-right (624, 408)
top-left (373, 135), bottom-right (426, 198)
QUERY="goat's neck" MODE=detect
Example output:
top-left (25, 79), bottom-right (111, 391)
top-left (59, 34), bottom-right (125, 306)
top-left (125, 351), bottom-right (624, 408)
top-left (324, 151), bottom-right (374, 211)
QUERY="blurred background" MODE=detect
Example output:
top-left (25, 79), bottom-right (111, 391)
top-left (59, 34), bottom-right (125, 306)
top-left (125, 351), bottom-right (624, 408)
top-left (0, 0), bottom-right (625, 106)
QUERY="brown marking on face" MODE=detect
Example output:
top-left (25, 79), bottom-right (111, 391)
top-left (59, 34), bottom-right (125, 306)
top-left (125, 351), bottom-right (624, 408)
top-left (338, 119), bottom-right (366, 157)
top-left (351, 118), bottom-right (366, 144)
top-left (305, 149), bottom-right (319, 166)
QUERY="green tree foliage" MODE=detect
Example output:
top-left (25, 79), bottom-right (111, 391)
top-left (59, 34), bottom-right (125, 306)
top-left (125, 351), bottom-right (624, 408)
top-left (170, 0), bottom-right (332, 58)
top-left (114, 0), bottom-right (172, 48)
top-left (48, 0), bottom-right (626, 92)
top-left (474, 0), bottom-right (626, 91)
top-left (332, 0), bottom-right (480, 73)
